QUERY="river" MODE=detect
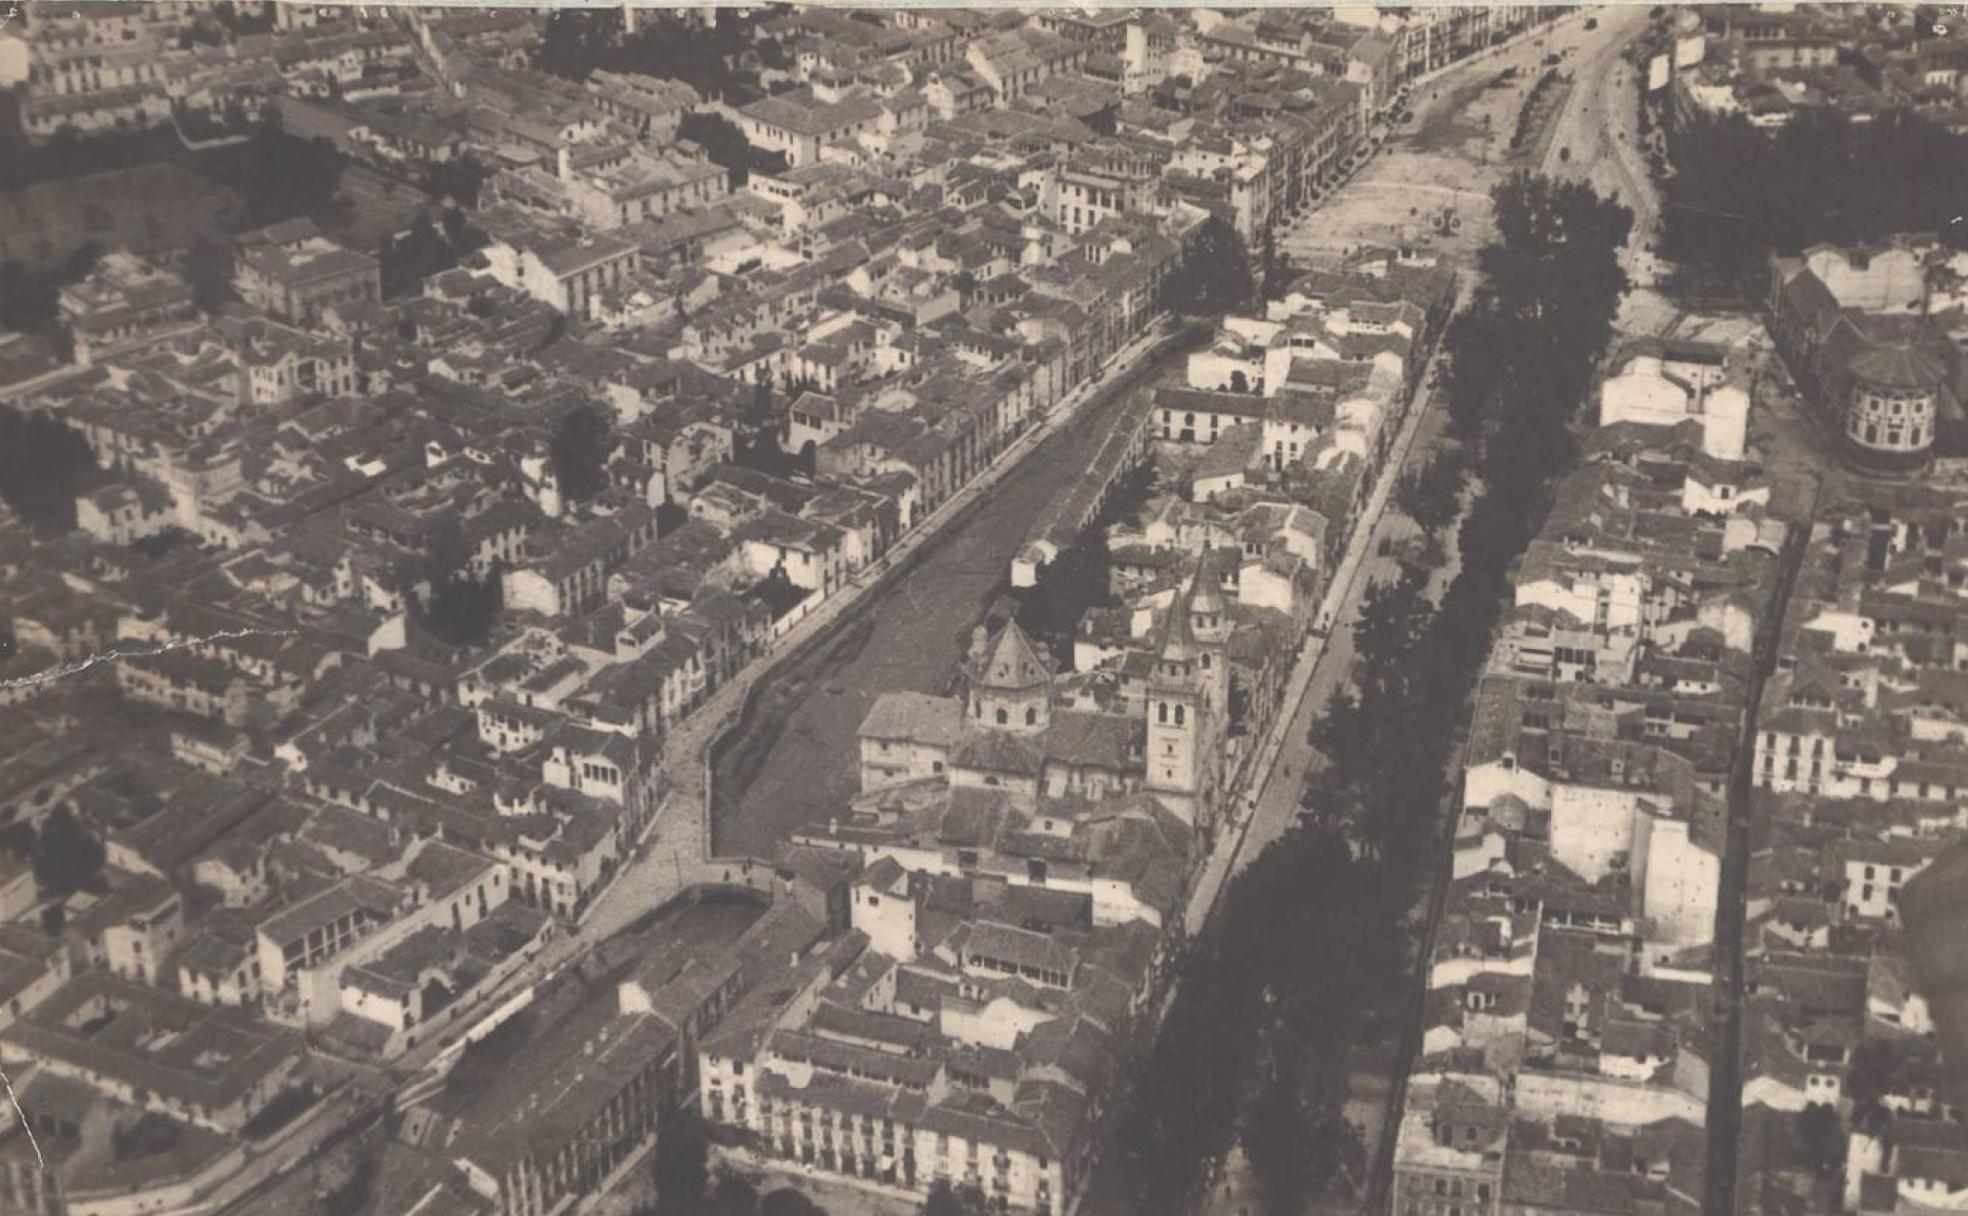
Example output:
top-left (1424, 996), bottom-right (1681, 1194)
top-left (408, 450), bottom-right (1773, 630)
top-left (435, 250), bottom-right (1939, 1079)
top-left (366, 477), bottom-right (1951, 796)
top-left (708, 342), bottom-right (1189, 856)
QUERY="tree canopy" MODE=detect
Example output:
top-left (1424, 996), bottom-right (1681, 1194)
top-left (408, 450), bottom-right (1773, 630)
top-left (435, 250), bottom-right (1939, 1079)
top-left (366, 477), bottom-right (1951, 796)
top-left (1093, 170), bottom-right (1632, 1216)
top-left (635, 1173), bottom-right (827, 1216)
top-left (1162, 217), bottom-right (1255, 318)
top-left (185, 234), bottom-right (236, 314)
top-left (756, 1191), bottom-right (824, 1216)
top-left (426, 155), bottom-right (489, 209)
top-left (651, 1105), bottom-right (710, 1214)
top-left (920, 1181), bottom-right (989, 1216)
top-left (704, 1177), bottom-right (761, 1216)
top-left (550, 403), bottom-right (615, 507)
top-left (381, 208), bottom-right (489, 298)
top-left (0, 406), bottom-right (99, 532)
top-left (537, 9), bottom-right (769, 101)
top-left (211, 121), bottom-right (349, 229)
top-left (678, 111), bottom-right (787, 189)
top-left (1448, 172), bottom-right (1631, 486)
top-left (31, 806), bottom-right (107, 898)
top-left (404, 517), bottom-right (502, 648)
top-left (1797, 1103), bottom-right (1845, 1176)
top-left (1658, 106), bottom-right (1968, 299)
top-left (1014, 461), bottom-right (1149, 666)
top-left (1242, 1022), bottom-right (1315, 1216)
top-left (731, 380), bottom-right (814, 478)
top-left (0, 241), bottom-right (104, 346)
top-left (1395, 448), bottom-right (1468, 537)
top-left (1095, 824), bottom-right (1397, 1215)
top-left (1844, 1039), bottom-right (1910, 1134)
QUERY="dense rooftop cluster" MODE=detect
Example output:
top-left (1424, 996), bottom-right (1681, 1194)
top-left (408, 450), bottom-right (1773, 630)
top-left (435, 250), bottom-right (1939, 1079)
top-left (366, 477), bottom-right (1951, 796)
top-left (1391, 322), bottom-right (1819, 1216)
top-left (1656, 4), bottom-right (1968, 131)
top-left (726, 231), bottom-right (1457, 1210)
top-left (0, 3), bottom-right (1572, 1214)
top-left (1734, 473), bottom-right (1968, 1213)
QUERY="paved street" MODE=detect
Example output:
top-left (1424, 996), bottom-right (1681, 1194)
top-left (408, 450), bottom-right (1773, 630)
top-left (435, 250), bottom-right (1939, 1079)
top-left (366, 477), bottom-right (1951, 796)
top-left (383, 0), bottom-right (1667, 1128)
top-left (1280, 9), bottom-right (1588, 267)
top-left (1281, 8), bottom-right (1651, 273)
top-left (251, 10), bottom-right (1673, 1204)
top-left (1184, 334), bottom-right (1456, 936)
top-left (1528, 3), bottom-right (1679, 335)
top-left (1184, 8), bottom-right (1664, 938)
top-left (1536, 5), bottom-right (1658, 248)
top-left (1192, 12), bottom-right (1667, 1213)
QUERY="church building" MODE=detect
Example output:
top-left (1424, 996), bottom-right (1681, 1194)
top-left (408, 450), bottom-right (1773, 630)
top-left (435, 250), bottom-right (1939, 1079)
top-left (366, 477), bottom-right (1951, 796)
top-left (855, 573), bottom-right (1232, 830)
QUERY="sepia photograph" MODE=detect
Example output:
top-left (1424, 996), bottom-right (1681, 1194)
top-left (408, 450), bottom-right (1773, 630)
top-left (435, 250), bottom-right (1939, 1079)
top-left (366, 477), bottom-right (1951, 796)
top-left (0, 1), bottom-right (1967, 1214)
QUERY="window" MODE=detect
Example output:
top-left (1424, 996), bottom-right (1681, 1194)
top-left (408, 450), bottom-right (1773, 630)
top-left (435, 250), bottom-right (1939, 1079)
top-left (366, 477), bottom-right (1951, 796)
top-left (996, 708), bottom-right (1008, 726)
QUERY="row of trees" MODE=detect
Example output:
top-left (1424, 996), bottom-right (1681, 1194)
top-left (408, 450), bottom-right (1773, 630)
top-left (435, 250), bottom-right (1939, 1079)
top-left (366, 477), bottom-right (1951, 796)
top-left (1510, 69), bottom-right (1563, 153)
top-left (1659, 106), bottom-right (1968, 299)
top-left (1324, 170), bottom-right (1631, 862)
top-left (1393, 445), bottom-right (1468, 541)
top-left (1, 115), bottom-right (345, 223)
top-left (1095, 822), bottom-right (1384, 1216)
top-left (1092, 171), bottom-right (1634, 1216)
top-left (537, 9), bottom-right (782, 101)
top-left (0, 122), bottom-right (184, 192)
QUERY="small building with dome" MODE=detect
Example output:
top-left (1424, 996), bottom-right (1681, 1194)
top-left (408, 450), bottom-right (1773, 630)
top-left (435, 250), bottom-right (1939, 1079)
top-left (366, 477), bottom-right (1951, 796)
top-left (855, 577), bottom-right (1235, 831)
top-left (1768, 240), bottom-right (1968, 473)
